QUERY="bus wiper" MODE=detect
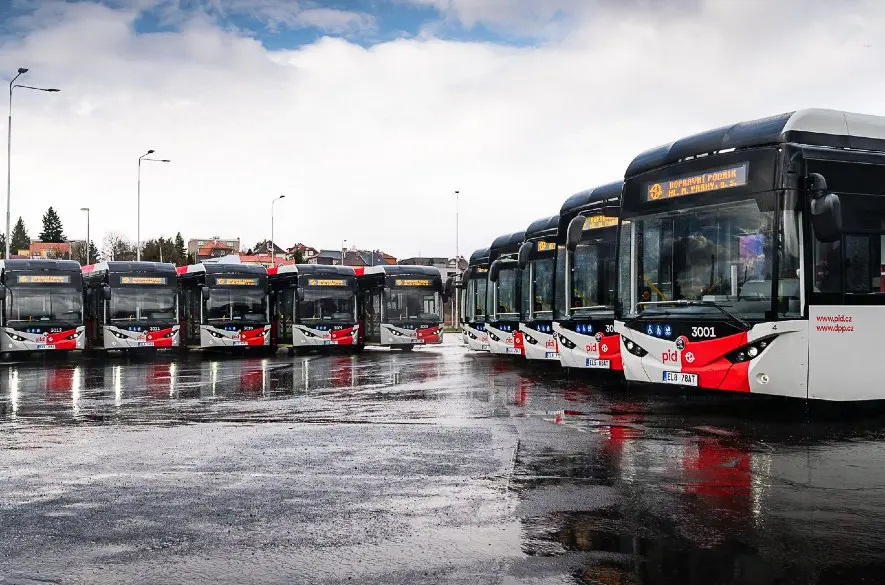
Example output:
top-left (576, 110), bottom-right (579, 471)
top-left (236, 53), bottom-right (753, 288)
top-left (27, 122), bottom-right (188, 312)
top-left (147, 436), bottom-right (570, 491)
top-left (574, 305), bottom-right (612, 311)
top-left (637, 299), bottom-right (750, 329)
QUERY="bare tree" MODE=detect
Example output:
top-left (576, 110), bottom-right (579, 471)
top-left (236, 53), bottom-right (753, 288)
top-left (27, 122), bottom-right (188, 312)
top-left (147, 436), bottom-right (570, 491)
top-left (102, 232), bottom-right (136, 261)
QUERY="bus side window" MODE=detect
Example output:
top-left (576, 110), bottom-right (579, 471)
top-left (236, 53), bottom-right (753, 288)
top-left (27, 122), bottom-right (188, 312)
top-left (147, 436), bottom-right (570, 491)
top-left (813, 240), bottom-right (842, 294)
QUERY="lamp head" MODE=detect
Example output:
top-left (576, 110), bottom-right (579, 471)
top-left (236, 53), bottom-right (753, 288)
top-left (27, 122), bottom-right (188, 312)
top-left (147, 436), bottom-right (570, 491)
top-left (17, 68), bottom-right (28, 74)
top-left (146, 149), bottom-right (155, 155)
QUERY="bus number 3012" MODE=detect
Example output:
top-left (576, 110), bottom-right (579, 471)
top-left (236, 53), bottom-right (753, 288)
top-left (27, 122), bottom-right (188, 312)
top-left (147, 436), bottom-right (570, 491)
top-left (691, 326), bottom-right (716, 339)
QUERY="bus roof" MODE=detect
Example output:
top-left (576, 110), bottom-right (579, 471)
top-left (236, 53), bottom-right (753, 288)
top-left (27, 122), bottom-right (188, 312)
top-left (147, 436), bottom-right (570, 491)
top-left (626, 109), bottom-right (885, 178)
top-left (362, 265), bottom-right (443, 278)
top-left (468, 247), bottom-right (490, 266)
top-left (0, 259), bottom-right (82, 273)
top-left (269, 264), bottom-right (356, 277)
top-left (176, 263), bottom-right (267, 277)
top-left (82, 261), bottom-right (177, 275)
top-left (559, 182), bottom-right (623, 218)
top-left (524, 215), bottom-right (559, 242)
top-left (489, 231), bottom-right (525, 253)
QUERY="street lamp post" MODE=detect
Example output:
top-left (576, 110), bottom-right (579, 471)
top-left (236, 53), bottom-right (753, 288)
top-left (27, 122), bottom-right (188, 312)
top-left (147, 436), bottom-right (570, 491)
top-left (137, 150), bottom-right (170, 261)
top-left (271, 194), bottom-right (285, 266)
top-left (80, 207), bottom-right (90, 265)
top-left (6, 68), bottom-right (60, 259)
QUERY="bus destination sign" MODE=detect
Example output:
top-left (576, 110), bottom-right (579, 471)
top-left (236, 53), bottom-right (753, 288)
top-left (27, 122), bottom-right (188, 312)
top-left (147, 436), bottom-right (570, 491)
top-left (536, 241), bottom-right (556, 252)
top-left (583, 215), bottom-right (618, 230)
top-left (644, 162), bottom-right (749, 202)
top-left (307, 278), bottom-right (346, 286)
top-left (394, 279), bottom-right (431, 287)
top-left (16, 274), bottom-right (70, 284)
top-left (121, 276), bottom-right (167, 285)
top-left (216, 277), bottom-right (259, 286)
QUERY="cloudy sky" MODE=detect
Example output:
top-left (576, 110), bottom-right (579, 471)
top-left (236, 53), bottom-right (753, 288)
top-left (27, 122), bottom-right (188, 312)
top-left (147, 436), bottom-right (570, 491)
top-left (1, 0), bottom-right (883, 259)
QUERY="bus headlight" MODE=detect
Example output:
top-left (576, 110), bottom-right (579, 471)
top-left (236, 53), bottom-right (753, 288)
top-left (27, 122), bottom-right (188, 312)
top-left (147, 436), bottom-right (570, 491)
top-left (557, 334), bottom-right (576, 350)
top-left (725, 336), bottom-right (774, 364)
top-left (111, 330), bottom-right (128, 339)
top-left (207, 329), bottom-right (225, 339)
top-left (8, 333), bottom-right (27, 342)
top-left (623, 338), bottom-right (648, 358)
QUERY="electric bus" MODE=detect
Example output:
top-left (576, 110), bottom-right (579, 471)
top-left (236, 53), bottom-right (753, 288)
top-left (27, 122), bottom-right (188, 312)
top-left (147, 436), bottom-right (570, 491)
top-left (177, 262), bottom-right (271, 350)
top-left (487, 231), bottom-right (525, 356)
top-left (460, 247), bottom-right (491, 352)
top-left (615, 108), bottom-right (885, 401)
top-left (268, 264), bottom-right (361, 353)
top-left (82, 261), bottom-right (180, 350)
top-left (517, 215), bottom-right (561, 361)
top-left (358, 265), bottom-right (445, 349)
top-left (553, 182), bottom-right (623, 370)
top-left (0, 259), bottom-right (85, 353)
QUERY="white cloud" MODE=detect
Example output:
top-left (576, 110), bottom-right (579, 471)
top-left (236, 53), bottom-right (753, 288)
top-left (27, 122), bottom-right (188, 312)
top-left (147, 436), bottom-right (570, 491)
top-left (1, 0), bottom-right (884, 260)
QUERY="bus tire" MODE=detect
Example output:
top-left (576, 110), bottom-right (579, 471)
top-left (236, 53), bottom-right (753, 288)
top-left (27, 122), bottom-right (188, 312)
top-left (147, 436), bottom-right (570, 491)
top-left (400, 345), bottom-right (414, 352)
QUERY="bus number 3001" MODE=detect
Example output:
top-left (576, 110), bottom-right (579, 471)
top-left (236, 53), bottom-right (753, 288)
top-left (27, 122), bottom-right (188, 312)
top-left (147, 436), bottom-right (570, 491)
top-left (691, 326), bottom-right (716, 339)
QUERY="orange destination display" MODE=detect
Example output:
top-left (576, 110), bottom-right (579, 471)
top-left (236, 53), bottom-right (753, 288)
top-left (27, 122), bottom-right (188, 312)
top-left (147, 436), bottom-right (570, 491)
top-left (644, 162), bottom-right (748, 202)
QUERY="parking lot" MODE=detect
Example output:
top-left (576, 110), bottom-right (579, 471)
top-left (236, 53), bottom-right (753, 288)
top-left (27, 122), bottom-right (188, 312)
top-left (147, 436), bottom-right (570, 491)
top-left (2, 340), bottom-right (885, 584)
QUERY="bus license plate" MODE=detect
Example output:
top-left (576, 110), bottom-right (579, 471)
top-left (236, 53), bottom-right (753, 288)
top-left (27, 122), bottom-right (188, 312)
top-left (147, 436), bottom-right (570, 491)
top-left (233, 341), bottom-right (247, 346)
top-left (411, 339), bottom-right (424, 344)
top-left (479, 344), bottom-right (490, 351)
top-left (662, 371), bottom-right (698, 386)
top-left (586, 358), bottom-right (610, 369)
top-left (545, 352), bottom-right (560, 359)
top-left (138, 341), bottom-right (154, 347)
top-left (37, 344), bottom-right (55, 350)
top-left (505, 347), bottom-right (521, 354)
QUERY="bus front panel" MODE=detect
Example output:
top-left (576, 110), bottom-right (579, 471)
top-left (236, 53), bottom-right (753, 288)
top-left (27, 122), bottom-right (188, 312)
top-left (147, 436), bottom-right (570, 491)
top-left (1, 272), bottom-right (85, 352)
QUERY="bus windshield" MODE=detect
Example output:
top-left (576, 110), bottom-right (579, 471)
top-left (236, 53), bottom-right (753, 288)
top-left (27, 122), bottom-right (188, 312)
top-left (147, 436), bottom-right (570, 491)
top-left (495, 267), bottom-right (520, 318)
top-left (385, 288), bottom-right (441, 322)
top-left (5, 285), bottom-right (82, 324)
top-left (618, 199), bottom-right (780, 320)
top-left (532, 257), bottom-right (555, 319)
top-left (111, 288), bottom-right (177, 321)
top-left (571, 236), bottom-right (617, 315)
top-left (207, 289), bottom-right (267, 322)
top-left (298, 289), bottom-right (355, 322)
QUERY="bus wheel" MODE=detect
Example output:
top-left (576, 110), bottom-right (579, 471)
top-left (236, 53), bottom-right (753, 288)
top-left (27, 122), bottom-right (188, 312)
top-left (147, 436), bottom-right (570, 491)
top-left (347, 345), bottom-right (365, 354)
top-left (401, 345), bottom-right (414, 352)
top-left (293, 348), bottom-right (310, 356)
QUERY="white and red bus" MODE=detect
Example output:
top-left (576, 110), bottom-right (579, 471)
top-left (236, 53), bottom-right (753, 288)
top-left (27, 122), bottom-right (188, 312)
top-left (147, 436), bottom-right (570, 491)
top-left (82, 261), bottom-right (180, 350)
top-left (460, 248), bottom-right (491, 352)
top-left (358, 265), bottom-right (445, 350)
top-left (486, 231), bottom-right (525, 356)
top-left (268, 264), bottom-right (362, 353)
top-left (0, 259), bottom-right (85, 353)
top-left (177, 262), bottom-right (271, 350)
top-left (517, 215), bottom-right (561, 361)
top-left (615, 108), bottom-right (885, 400)
top-left (553, 182), bottom-right (623, 370)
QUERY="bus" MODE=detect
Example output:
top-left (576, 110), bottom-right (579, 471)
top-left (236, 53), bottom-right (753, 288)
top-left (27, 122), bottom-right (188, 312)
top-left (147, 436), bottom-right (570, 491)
top-left (268, 264), bottom-right (362, 353)
top-left (460, 247), bottom-right (491, 352)
top-left (614, 108), bottom-right (885, 401)
top-left (358, 265), bottom-right (445, 349)
top-left (0, 259), bottom-right (85, 353)
top-left (553, 182), bottom-right (623, 370)
top-left (517, 215), bottom-right (561, 361)
top-left (487, 231), bottom-right (525, 356)
top-left (82, 261), bottom-right (179, 350)
top-left (177, 262), bottom-right (271, 350)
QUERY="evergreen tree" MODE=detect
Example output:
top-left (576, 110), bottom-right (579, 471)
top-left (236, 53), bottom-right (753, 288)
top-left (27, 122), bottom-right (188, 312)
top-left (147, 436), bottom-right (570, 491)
top-left (10, 217), bottom-right (30, 254)
top-left (39, 207), bottom-right (66, 243)
top-left (0, 233), bottom-right (5, 259)
top-left (72, 240), bottom-right (100, 265)
top-left (294, 249), bottom-right (305, 263)
top-left (174, 233), bottom-right (187, 265)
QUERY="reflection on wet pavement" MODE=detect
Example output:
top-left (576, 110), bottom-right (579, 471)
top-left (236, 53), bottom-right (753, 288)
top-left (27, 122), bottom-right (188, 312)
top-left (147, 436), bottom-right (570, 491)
top-left (3, 341), bottom-right (885, 583)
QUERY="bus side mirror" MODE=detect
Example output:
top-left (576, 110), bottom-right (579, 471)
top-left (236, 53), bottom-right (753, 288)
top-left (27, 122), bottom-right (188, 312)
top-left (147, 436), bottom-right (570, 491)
top-left (566, 215), bottom-right (585, 251)
top-left (517, 242), bottom-right (532, 269)
top-left (102, 285), bottom-right (111, 301)
top-left (296, 288), bottom-right (305, 302)
top-left (808, 173), bottom-right (842, 243)
top-left (489, 260), bottom-right (501, 283)
top-left (0, 287), bottom-right (6, 302)
top-left (443, 277), bottom-right (455, 302)
top-left (462, 267), bottom-right (474, 282)
top-left (201, 285), bottom-right (210, 301)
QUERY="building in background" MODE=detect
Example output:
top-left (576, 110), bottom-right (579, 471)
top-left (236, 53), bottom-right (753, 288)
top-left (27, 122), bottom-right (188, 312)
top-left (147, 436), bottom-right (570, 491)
top-left (309, 248), bottom-right (397, 267)
top-left (17, 241), bottom-right (78, 259)
top-left (188, 238), bottom-right (240, 262)
top-left (287, 243), bottom-right (319, 262)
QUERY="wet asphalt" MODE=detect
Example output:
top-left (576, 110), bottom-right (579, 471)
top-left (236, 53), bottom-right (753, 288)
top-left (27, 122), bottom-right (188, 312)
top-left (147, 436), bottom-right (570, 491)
top-left (2, 340), bottom-right (885, 584)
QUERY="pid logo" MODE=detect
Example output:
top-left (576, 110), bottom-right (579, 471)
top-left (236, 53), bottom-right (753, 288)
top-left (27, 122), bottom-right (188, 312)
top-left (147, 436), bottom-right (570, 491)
top-left (585, 342), bottom-right (598, 353)
top-left (661, 349), bottom-right (678, 364)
